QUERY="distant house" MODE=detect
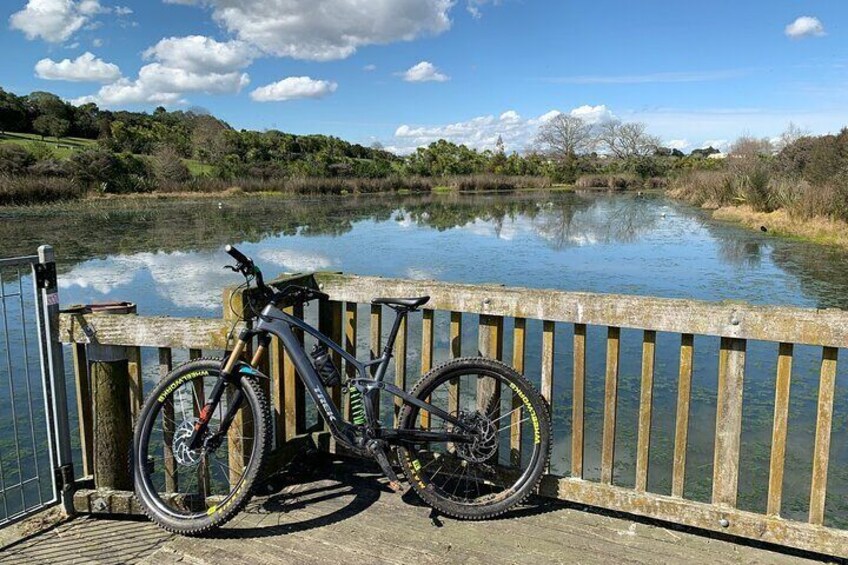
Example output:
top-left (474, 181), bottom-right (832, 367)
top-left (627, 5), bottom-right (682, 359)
top-left (708, 152), bottom-right (727, 160)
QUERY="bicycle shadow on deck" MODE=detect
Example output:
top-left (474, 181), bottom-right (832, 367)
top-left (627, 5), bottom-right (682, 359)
top-left (212, 453), bottom-right (562, 539)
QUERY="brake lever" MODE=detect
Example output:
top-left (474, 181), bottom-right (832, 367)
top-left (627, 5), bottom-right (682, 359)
top-left (224, 265), bottom-right (240, 273)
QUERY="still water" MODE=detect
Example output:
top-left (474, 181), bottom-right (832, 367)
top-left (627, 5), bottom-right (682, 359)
top-left (1, 191), bottom-right (847, 525)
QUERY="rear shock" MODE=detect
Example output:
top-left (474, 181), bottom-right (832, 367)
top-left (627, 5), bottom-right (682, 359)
top-left (349, 387), bottom-right (367, 425)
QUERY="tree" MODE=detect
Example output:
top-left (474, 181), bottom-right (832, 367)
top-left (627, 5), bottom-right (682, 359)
top-left (534, 114), bottom-right (594, 159)
top-left (596, 121), bottom-right (660, 159)
top-left (0, 89), bottom-right (27, 134)
top-left (33, 115), bottom-right (70, 141)
top-left (775, 122), bottom-right (809, 153)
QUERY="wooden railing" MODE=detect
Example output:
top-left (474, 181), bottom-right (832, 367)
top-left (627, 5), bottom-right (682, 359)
top-left (59, 272), bottom-right (848, 557)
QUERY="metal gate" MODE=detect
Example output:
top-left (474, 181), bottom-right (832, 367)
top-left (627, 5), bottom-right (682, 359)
top-left (0, 245), bottom-right (74, 528)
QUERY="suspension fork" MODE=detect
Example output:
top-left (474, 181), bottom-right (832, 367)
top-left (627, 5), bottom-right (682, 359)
top-left (187, 334), bottom-right (269, 450)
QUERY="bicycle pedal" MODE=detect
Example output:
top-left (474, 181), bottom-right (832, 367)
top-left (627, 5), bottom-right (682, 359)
top-left (368, 441), bottom-right (406, 493)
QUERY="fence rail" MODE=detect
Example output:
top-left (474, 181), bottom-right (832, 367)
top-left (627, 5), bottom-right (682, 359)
top-left (59, 272), bottom-right (848, 557)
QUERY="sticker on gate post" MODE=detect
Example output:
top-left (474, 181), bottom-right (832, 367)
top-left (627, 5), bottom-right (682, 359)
top-left (46, 293), bottom-right (59, 306)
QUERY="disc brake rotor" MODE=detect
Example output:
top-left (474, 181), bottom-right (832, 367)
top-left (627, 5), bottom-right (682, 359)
top-left (455, 412), bottom-right (498, 464)
top-left (173, 419), bottom-right (202, 467)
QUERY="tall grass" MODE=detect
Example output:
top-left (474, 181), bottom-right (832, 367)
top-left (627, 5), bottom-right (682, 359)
top-left (155, 174), bottom-right (550, 195)
top-left (0, 175), bottom-right (85, 205)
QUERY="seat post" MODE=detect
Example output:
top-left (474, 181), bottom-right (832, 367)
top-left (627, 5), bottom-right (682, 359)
top-left (373, 307), bottom-right (409, 382)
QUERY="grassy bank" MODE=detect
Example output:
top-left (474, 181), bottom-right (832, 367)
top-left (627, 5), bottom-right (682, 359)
top-left (712, 205), bottom-right (848, 248)
top-left (0, 173), bottom-right (552, 206)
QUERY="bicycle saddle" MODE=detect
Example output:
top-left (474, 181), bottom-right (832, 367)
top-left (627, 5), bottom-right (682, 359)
top-left (371, 296), bottom-right (430, 309)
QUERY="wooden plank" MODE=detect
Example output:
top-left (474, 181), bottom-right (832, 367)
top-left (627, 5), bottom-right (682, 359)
top-left (635, 330), bottom-right (656, 492)
top-left (809, 347), bottom-right (838, 526)
top-left (127, 346), bottom-right (142, 424)
top-left (420, 309), bottom-right (434, 429)
top-left (60, 313), bottom-right (237, 349)
top-left (319, 300), bottom-right (344, 413)
top-left (767, 342), bottom-right (793, 517)
top-left (72, 343), bottom-right (93, 478)
top-left (270, 334), bottom-right (285, 446)
top-left (712, 337), bottom-right (746, 507)
top-left (448, 312), bottom-right (462, 417)
top-left (158, 348), bottom-right (176, 492)
top-left (672, 334), bottom-right (694, 498)
top-left (393, 314), bottom-right (407, 426)
top-left (539, 475), bottom-right (848, 558)
top-left (540, 320), bottom-right (555, 403)
top-left (280, 304), bottom-right (306, 440)
top-left (601, 326), bottom-right (621, 485)
top-left (315, 273), bottom-right (848, 348)
top-left (511, 318), bottom-right (526, 467)
top-left (477, 314), bottom-right (503, 459)
top-left (370, 304), bottom-right (382, 420)
top-left (344, 302), bottom-right (358, 421)
top-left (572, 323), bottom-right (586, 479)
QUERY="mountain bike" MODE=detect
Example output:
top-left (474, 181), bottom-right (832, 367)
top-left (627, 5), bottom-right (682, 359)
top-left (133, 245), bottom-right (551, 534)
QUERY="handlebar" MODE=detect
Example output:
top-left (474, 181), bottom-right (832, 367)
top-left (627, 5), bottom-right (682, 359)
top-left (224, 244), bottom-right (250, 266)
top-left (224, 245), bottom-right (330, 310)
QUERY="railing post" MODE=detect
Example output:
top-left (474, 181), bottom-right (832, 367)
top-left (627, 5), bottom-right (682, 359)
top-left (712, 337), bottom-right (746, 507)
top-left (85, 302), bottom-right (136, 493)
top-left (35, 245), bottom-right (75, 513)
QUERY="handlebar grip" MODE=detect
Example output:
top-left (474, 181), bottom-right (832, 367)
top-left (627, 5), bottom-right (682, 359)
top-left (224, 245), bottom-right (251, 265)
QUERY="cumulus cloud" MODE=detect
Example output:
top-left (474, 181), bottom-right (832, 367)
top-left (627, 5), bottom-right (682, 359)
top-left (785, 16), bottom-right (826, 39)
top-left (257, 249), bottom-right (333, 272)
top-left (402, 61), bottom-right (449, 82)
top-left (391, 105), bottom-right (614, 154)
top-left (250, 76), bottom-right (338, 102)
top-left (142, 36), bottom-right (255, 74)
top-left (74, 34), bottom-right (251, 106)
top-left (665, 139), bottom-right (691, 151)
top-left (164, 0), bottom-right (452, 61)
top-left (10, 0), bottom-right (98, 43)
top-left (35, 52), bottom-right (121, 83)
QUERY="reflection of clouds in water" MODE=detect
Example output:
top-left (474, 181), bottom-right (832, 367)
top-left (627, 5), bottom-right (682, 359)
top-left (258, 249), bottom-right (333, 272)
top-left (460, 217), bottom-right (525, 241)
top-left (394, 212), bottom-right (415, 229)
top-left (406, 266), bottom-right (443, 280)
top-left (59, 258), bottom-right (140, 294)
top-left (59, 251), bottom-right (235, 310)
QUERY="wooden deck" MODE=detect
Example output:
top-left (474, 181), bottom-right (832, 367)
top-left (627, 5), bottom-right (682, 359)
top-left (0, 457), bottom-right (828, 565)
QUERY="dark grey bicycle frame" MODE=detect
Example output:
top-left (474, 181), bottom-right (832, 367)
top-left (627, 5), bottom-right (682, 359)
top-left (252, 302), bottom-right (473, 449)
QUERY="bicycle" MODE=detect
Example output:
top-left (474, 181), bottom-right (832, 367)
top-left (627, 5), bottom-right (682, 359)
top-left (133, 245), bottom-right (551, 534)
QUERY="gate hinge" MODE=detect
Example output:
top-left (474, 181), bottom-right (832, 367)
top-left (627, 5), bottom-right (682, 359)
top-left (35, 262), bottom-right (57, 290)
top-left (55, 464), bottom-right (74, 492)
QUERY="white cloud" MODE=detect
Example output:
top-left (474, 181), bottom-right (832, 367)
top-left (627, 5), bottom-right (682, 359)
top-left (75, 34), bottom-right (251, 107)
top-left (785, 16), bottom-right (825, 39)
top-left (402, 61), bottom-right (449, 82)
top-left (167, 0), bottom-right (452, 61)
top-left (363, 64), bottom-right (377, 72)
top-left (569, 104), bottom-right (614, 124)
top-left (389, 104), bottom-right (617, 154)
top-left (250, 76), bottom-right (338, 102)
top-left (143, 36), bottom-right (255, 74)
top-left (92, 38), bottom-right (102, 47)
top-left (113, 6), bottom-right (132, 15)
top-left (700, 139), bottom-right (729, 151)
top-left (35, 52), bottom-right (121, 83)
top-left (665, 139), bottom-right (690, 151)
top-left (10, 0), bottom-right (97, 43)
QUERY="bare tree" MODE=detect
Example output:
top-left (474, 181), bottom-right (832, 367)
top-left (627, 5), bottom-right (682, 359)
top-left (595, 120), bottom-right (660, 158)
top-left (729, 134), bottom-right (773, 158)
top-left (534, 114), bottom-right (594, 159)
top-left (775, 122), bottom-right (809, 152)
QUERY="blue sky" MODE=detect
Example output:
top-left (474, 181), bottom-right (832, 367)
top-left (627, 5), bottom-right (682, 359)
top-left (2, 0), bottom-right (846, 153)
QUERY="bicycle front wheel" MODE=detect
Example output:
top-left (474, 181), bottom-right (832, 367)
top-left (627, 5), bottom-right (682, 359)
top-left (397, 357), bottom-right (551, 520)
top-left (133, 358), bottom-right (269, 534)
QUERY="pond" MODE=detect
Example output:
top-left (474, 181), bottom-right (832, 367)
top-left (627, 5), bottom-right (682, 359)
top-left (1, 190), bottom-right (847, 526)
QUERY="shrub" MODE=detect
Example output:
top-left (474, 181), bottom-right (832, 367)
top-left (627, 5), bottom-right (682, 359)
top-left (0, 145), bottom-right (36, 175)
top-left (0, 175), bottom-right (84, 205)
top-left (152, 146), bottom-right (191, 183)
top-left (28, 158), bottom-right (69, 177)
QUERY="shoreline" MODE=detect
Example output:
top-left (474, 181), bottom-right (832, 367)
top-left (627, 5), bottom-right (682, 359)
top-left (709, 205), bottom-right (848, 249)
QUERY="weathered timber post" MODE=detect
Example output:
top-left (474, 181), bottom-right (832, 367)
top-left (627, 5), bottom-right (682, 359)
top-left (87, 302), bottom-right (136, 491)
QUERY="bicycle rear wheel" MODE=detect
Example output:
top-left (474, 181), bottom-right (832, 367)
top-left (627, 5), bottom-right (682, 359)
top-left (397, 357), bottom-right (551, 519)
top-left (133, 358), bottom-right (269, 534)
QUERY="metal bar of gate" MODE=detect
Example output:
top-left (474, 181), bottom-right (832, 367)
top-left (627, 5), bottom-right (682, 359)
top-left (0, 246), bottom-right (75, 529)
